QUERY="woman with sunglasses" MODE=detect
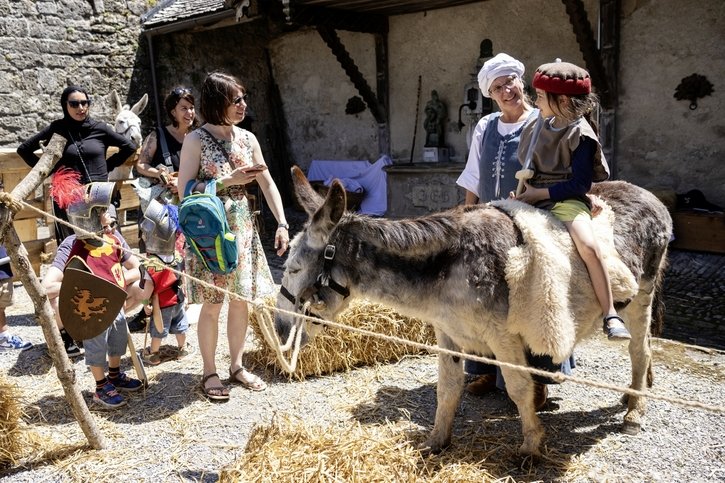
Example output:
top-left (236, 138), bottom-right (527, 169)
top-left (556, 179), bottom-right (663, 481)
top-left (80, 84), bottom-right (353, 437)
top-left (135, 87), bottom-right (197, 207)
top-left (178, 71), bottom-right (289, 400)
top-left (17, 85), bottom-right (137, 244)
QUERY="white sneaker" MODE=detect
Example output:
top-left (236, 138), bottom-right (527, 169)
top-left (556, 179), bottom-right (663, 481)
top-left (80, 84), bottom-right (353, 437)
top-left (0, 334), bottom-right (33, 352)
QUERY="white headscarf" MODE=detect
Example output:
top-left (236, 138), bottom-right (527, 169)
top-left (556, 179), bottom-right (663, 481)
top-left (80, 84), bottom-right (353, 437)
top-left (477, 53), bottom-right (525, 98)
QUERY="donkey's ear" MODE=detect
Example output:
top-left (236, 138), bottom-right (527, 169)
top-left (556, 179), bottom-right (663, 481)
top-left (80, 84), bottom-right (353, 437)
top-left (110, 90), bottom-right (122, 114)
top-left (292, 166), bottom-right (324, 216)
top-left (309, 180), bottom-right (346, 244)
top-left (130, 93), bottom-right (148, 115)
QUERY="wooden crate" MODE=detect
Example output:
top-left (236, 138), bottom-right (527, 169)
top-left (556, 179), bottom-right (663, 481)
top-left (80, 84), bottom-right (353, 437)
top-left (671, 211), bottom-right (725, 254)
top-left (0, 149), bottom-right (56, 275)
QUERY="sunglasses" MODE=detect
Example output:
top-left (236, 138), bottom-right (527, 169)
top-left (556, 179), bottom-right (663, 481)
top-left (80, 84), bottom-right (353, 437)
top-left (232, 93), bottom-right (249, 106)
top-left (68, 99), bottom-right (91, 108)
top-left (173, 87), bottom-right (191, 96)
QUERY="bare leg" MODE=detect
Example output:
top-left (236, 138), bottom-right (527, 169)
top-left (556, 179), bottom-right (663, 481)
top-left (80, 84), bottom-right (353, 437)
top-left (565, 219), bottom-right (630, 340)
top-left (565, 219), bottom-right (615, 315)
top-left (175, 333), bottom-right (187, 349)
top-left (90, 365), bottom-right (106, 381)
top-left (198, 302), bottom-right (223, 390)
top-left (227, 298), bottom-right (249, 372)
top-left (0, 307), bottom-right (7, 333)
top-left (226, 299), bottom-right (265, 389)
top-left (149, 337), bottom-right (162, 354)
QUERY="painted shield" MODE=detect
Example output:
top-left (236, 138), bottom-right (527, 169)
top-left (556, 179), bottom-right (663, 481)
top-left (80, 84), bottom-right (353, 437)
top-left (59, 267), bottom-right (127, 341)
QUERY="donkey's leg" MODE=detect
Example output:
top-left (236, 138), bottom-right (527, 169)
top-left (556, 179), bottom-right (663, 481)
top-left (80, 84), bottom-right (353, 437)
top-left (493, 338), bottom-right (544, 456)
top-left (618, 285), bottom-right (655, 435)
top-left (421, 329), bottom-right (465, 454)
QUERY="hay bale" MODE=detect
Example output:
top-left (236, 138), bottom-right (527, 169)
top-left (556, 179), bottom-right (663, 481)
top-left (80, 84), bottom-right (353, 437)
top-left (0, 374), bottom-right (25, 469)
top-left (248, 296), bottom-right (436, 380)
top-left (219, 416), bottom-right (501, 483)
top-left (219, 416), bottom-right (421, 482)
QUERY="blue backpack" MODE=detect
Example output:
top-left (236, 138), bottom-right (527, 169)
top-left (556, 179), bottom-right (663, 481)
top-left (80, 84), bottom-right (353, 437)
top-left (179, 180), bottom-right (238, 275)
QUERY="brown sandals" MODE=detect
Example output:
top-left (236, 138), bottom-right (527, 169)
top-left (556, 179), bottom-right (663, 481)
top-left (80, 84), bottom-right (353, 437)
top-left (201, 373), bottom-right (230, 401)
top-left (228, 367), bottom-right (267, 392)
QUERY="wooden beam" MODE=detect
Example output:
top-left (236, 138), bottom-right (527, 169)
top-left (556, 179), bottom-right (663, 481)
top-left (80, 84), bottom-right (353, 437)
top-left (375, 32), bottom-right (390, 156)
top-left (287, 4), bottom-right (388, 34)
top-left (561, 0), bottom-right (612, 108)
top-left (0, 133), bottom-right (106, 449)
top-left (316, 25), bottom-right (387, 124)
top-left (598, 0), bottom-right (621, 175)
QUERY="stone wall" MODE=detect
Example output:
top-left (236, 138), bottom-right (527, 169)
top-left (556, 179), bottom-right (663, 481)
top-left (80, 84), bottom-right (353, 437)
top-left (269, 0), bottom-right (597, 169)
top-left (149, 18), bottom-right (294, 196)
top-left (268, 0), bottom-right (723, 206)
top-left (0, 0), bottom-right (150, 147)
top-left (617, 0), bottom-right (725, 207)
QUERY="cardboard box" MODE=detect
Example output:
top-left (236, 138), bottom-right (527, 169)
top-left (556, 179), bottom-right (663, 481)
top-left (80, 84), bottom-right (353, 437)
top-left (671, 211), bottom-right (725, 254)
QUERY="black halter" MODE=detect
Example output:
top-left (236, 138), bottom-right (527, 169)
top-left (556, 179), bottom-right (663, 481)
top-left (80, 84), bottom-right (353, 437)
top-left (279, 244), bottom-right (350, 312)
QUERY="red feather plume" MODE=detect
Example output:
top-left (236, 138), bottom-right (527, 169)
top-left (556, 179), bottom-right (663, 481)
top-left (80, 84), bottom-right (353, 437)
top-left (49, 168), bottom-right (85, 209)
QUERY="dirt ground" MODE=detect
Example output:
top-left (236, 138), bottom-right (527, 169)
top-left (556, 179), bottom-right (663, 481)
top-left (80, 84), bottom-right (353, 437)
top-left (0, 277), bottom-right (724, 482)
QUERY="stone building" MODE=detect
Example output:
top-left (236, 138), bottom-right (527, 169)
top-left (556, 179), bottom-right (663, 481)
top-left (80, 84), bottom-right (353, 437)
top-left (0, 0), bottom-right (150, 139)
top-left (1, 0), bottom-right (723, 209)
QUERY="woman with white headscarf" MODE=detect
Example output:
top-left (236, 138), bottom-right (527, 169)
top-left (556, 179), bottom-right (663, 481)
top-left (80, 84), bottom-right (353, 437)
top-left (457, 53), bottom-right (536, 203)
top-left (456, 53), bottom-right (573, 408)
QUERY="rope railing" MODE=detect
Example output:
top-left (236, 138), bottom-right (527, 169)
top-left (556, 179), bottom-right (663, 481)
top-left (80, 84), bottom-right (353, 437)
top-left (11, 195), bottom-right (725, 416)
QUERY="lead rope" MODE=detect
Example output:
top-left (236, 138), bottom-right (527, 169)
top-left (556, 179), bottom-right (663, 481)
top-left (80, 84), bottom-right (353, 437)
top-left (255, 301), bottom-right (308, 374)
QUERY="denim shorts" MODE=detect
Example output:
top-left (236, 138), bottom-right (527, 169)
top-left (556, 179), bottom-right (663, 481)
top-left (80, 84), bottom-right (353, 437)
top-left (149, 302), bottom-right (189, 339)
top-left (84, 312), bottom-right (128, 367)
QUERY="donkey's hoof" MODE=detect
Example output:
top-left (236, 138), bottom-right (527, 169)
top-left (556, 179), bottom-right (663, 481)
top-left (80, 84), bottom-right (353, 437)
top-left (417, 438), bottom-right (450, 456)
top-left (622, 420), bottom-right (641, 435)
top-left (518, 441), bottom-right (542, 458)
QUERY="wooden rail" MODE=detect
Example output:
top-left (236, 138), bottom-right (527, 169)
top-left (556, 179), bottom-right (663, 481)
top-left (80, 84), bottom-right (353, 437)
top-left (0, 148), bottom-right (140, 274)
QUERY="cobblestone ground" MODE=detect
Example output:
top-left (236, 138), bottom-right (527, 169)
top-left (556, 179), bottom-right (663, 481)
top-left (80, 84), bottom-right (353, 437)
top-left (662, 249), bottom-right (725, 350)
top-left (260, 207), bottom-right (725, 351)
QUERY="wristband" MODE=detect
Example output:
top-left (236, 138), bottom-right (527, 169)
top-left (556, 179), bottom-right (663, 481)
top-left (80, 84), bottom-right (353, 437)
top-left (278, 223), bottom-right (289, 229)
top-left (216, 179), bottom-right (225, 190)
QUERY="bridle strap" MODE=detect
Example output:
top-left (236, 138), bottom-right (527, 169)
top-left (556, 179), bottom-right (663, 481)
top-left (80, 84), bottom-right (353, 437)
top-left (279, 244), bottom-right (350, 309)
top-left (315, 276), bottom-right (350, 298)
top-left (279, 284), bottom-right (296, 305)
top-left (314, 244), bottom-right (350, 298)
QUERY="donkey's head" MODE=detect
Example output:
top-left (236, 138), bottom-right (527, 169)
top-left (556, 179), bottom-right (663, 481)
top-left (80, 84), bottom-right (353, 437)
top-left (110, 90), bottom-right (147, 147)
top-left (275, 166), bottom-right (350, 347)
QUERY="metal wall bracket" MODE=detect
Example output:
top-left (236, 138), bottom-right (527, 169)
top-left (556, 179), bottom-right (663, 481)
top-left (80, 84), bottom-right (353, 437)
top-left (674, 74), bottom-right (714, 110)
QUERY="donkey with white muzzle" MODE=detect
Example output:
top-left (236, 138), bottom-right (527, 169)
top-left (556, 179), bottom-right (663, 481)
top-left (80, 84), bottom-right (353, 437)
top-left (273, 166), bottom-right (672, 457)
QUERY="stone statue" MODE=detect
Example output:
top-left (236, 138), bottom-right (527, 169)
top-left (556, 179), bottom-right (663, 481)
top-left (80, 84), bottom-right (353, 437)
top-left (424, 90), bottom-right (446, 147)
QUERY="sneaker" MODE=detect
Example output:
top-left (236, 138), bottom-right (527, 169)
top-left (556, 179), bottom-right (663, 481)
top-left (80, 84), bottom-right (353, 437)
top-left (61, 329), bottom-right (83, 357)
top-left (93, 382), bottom-right (126, 408)
top-left (109, 372), bottom-right (144, 392)
top-left (0, 334), bottom-right (33, 352)
top-left (65, 339), bottom-right (83, 357)
top-left (176, 343), bottom-right (195, 360)
top-left (142, 349), bottom-right (161, 366)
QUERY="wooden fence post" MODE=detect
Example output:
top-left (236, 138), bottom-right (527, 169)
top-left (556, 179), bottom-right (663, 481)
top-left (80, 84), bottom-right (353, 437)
top-left (0, 133), bottom-right (105, 449)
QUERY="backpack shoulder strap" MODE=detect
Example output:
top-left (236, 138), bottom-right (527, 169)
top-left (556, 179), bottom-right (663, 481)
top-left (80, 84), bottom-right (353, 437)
top-left (157, 126), bottom-right (173, 168)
